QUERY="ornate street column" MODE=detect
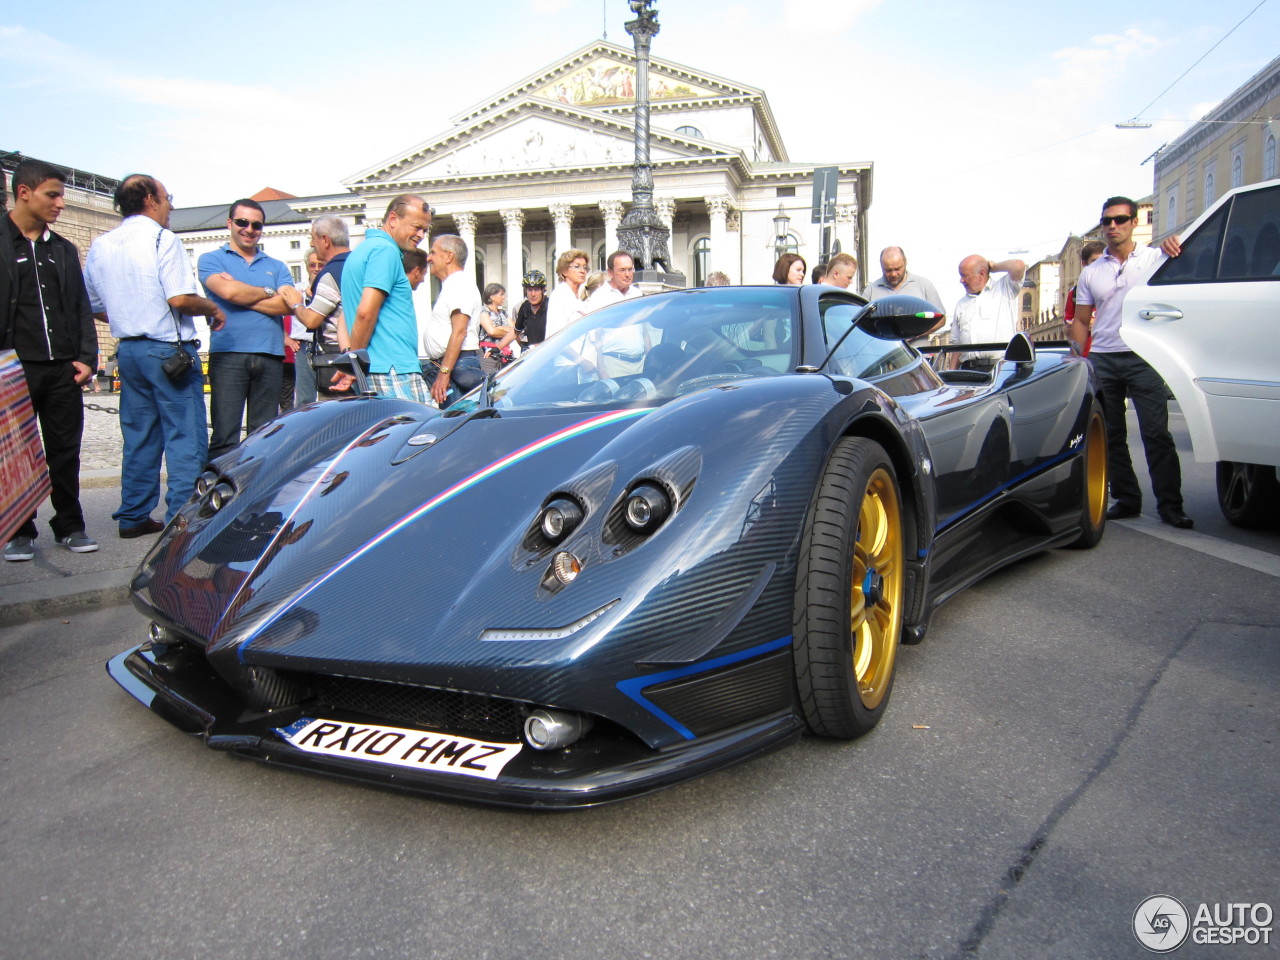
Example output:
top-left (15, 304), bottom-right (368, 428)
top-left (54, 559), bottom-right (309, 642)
top-left (599, 199), bottom-right (624, 258)
top-left (452, 211), bottom-right (478, 264)
top-left (501, 208), bottom-right (525, 305)
top-left (549, 203), bottom-right (574, 263)
top-left (617, 1), bottom-right (683, 287)
top-left (705, 196), bottom-right (730, 278)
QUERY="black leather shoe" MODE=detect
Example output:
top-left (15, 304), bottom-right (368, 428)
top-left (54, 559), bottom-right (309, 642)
top-left (119, 518), bottom-right (164, 539)
top-left (1159, 508), bottom-right (1194, 529)
top-left (1106, 503), bottom-right (1140, 520)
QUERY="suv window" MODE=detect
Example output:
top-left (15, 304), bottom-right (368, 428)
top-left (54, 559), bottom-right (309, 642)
top-left (1153, 184), bottom-right (1280, 284)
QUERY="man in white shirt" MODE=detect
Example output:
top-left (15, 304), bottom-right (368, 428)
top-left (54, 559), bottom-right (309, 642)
top-left (84, 174), bottom-right (225, 535)
top-left (951, 255), bottom-right (1025, 369)
top-left (585, 250), bottom-right (647, 377)
top-left (421, 234), bottom-right (483, 406)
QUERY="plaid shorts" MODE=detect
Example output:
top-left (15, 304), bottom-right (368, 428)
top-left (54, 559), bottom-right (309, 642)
top-left (368, 367), bottom-right (435, 405)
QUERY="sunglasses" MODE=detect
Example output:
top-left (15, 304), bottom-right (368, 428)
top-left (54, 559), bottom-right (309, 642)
top-left (232, 217), bottom-right (264, 231)
top-left (1100, 215), bottom-right (1134, 226)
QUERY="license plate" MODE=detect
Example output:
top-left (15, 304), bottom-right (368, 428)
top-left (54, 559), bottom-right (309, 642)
top-left (276, 717), bottom-right (522, 780)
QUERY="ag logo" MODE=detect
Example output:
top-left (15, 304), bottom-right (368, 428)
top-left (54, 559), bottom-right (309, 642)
top-left (1133, 895), bottom-right (1190, 953)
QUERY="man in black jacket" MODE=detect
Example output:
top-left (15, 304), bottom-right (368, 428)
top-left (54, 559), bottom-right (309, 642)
top-left (1, 159), bottom-right (98, 560)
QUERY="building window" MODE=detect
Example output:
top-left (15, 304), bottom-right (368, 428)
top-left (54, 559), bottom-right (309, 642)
top-left (776, 187), bottom-right (795, 198)
top-left (1232, 153), bottom-right (1243, 189)
top-left (290, 239), bottom-right (301, 249)
top-left (290, 265), bottom-right (301, 283)
top-left (1204, 170), bottom-right (1215, 210)
top-left (675, 125), bottom-right (703, 139)
top-left (1265, 134), bottom-right (1277, 181)
top-left (1167, 192), bottom-right (1177, 231)
top-left (595, 241), bottom-right (608, 272)
top-left (690, 237), bottom-right (710, 286)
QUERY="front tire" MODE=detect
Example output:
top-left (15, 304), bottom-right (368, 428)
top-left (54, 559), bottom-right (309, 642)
top-left (1216, 461), bottom-right (1280, 528)
top-left (794, 438), bottom-right (905, 739)
top-left (1067, 403), bottom-right (1107, 548)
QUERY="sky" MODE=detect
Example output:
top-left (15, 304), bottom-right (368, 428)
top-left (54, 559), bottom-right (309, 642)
top-left (3, 0), bottom-right (1277, 293)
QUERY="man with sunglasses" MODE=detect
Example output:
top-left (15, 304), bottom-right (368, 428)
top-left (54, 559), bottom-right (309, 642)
top-left (340, 194), bottom-right (433, 403)
top-left (198, 199), bottom-right (301, 458)
top-left (1071, 196), bottom-right (1191, 529)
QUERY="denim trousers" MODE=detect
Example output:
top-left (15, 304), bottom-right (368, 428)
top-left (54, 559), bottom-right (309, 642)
top-left (1091, 350), bottom-right (1183, 513)
top-left (15, 359), bottom-right (85, 540)
top-left (294, 341), bottom-right (318, 406)
top-left (207, 351), bottom-right (283, 459)
top-left (115, 338), bottom-right (209, 527)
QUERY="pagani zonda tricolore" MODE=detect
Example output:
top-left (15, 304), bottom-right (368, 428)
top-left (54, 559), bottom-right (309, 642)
top-left (109, 285), bottom-right (1106, 807)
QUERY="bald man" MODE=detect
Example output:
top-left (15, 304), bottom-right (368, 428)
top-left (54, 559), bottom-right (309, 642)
top-left (862, 246), bottom-right (945, 345)
top-left (951, 255), bottom-right (1025, 369)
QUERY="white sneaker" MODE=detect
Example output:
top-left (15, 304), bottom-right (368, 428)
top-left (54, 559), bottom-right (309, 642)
top-left (4, 536), bottom-right (35, 561)
top-left (54, 530), bottom-right (99, 553)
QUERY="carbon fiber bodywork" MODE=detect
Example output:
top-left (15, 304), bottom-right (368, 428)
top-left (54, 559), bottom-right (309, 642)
top-left (108, 286), bottom-right (1102, 807)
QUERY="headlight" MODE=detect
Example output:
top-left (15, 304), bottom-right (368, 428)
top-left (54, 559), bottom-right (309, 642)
top-left (539, 497), bottom-right (584, 543)
top-left (624, 484), bottom-right (671, 533)
top-left (196, 470), bottom-right (219, 497)
top-left (551, 551), bottom-right (581, 584)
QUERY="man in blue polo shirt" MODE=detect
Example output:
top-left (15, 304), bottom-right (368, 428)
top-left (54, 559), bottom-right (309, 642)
top-left (198, 198), bottom-right (302, 458)
top-left (341, 194), bottom-right (432, 402)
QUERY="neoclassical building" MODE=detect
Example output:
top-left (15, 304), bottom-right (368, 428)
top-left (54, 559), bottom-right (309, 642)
top-left (173, 41), bottom-right (873, 297)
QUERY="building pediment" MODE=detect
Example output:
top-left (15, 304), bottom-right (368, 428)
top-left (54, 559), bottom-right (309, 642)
top-left (347, 99), bottom-right (738, 187)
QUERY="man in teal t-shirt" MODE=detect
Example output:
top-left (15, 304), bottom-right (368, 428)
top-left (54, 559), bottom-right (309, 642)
top-left (341, 194), bottom-right (433, 403)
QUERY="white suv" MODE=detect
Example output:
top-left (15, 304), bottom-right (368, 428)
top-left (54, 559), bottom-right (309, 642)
top-left (1122, 179), bottom-right (1280, 527)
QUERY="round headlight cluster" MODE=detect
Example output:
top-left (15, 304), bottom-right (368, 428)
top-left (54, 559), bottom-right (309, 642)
top-left (539, 498), bottom-right (584, 544)
top-left (624, 484), bottom-right (672, 533)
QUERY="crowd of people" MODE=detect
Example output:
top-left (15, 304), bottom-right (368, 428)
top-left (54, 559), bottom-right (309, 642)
top-left (0, 161), bottom-right (1196, 564)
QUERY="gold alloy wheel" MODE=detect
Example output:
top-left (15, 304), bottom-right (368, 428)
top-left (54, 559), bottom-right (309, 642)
top-left (850, 466), bottom-right (905, 711)
top-left (1085, 410), bottom-right (1107, 530)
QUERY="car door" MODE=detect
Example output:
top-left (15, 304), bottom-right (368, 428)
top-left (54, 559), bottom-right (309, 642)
top-left (1122, 182), bottom-right (1280, 467)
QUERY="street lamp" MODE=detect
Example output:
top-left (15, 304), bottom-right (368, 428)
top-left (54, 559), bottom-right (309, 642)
top-left (772, 204), bottom-right (791, 261)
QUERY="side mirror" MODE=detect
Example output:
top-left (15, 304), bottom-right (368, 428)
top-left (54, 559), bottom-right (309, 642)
top-left (1003, 332), bottom-right (1035, 364)
top-left (313, 349), bottom-right (374, 396)
top-left (856, 295), bottom-right (945, 341)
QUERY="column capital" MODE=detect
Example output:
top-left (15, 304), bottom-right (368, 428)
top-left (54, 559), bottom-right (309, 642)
top-left (726, 209), bottom-right (741, 232)
top-left (500, 208), bottom-right (525, 231)
top-left (598, 199), bottom-right (625, 223)
top-left (704, 196), bottom-right (732, 218)
top-left (548, 203), bottom-right (574, 228)
top-left (836, 202), bottom-right (858, 223)
top-left (654, 197), bottom-right (676, 226)
top-left (452, 211), bottom-right (478, 234)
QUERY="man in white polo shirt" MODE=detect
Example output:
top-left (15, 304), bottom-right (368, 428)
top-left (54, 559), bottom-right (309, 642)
top-left (585, 250), bottom-right (647, 377)
top-left (1070, 195), bottom-right (1190, 529)
top-left (421, 234), bottom-right (483, 407)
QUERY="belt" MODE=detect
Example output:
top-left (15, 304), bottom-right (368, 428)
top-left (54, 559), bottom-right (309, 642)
top-left (120, 336), bottom-right (200, 345)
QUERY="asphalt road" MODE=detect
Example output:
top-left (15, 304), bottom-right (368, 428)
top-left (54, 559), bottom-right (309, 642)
top-left (1, 410), bottom-right (1277, 960)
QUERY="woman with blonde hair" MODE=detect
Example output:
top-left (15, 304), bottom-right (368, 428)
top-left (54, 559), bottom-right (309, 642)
top-left (545, 248), bottom-right (590, 339)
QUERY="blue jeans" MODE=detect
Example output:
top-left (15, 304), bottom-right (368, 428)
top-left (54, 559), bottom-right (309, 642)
top-left (294, 341), bottom-right (318, 406)
top-left (115, 338), bottom-right (209, 527)
top-left (207, 351), bottom-right (283, 459)
top-left (1091, 350), bottom-right (1184, 513)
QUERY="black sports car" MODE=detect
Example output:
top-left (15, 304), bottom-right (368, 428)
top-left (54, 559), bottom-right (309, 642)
top-left (108, 285), bottom-right (1107, 808)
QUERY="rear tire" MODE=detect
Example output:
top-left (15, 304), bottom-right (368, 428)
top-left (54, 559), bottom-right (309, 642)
top-left (1067, 403), bottom-right (1107, 548)
top-left (794, 438), bottom-right (905, 739)
top-left (1216, 461), bottom-right (1280, 528)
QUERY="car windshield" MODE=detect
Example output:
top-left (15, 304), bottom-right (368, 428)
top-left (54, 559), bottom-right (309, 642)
top-left (464, 287), bottom-right (798, 412)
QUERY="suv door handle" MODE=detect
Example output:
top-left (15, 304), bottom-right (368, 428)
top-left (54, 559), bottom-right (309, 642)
top-left (1138, 307), bottom-right (1184, 321)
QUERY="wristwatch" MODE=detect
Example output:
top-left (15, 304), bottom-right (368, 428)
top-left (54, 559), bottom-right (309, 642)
top-left (262, 286), bottom-right (277, 298)
top-left (438, 366), bottom-right (452, 376)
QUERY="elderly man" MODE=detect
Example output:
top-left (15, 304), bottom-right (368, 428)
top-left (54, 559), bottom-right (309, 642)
top-left (1, 160), bottom-right (99, 560)
top-left (198, 199), bottom-right (300, 458)
top-left (85, 174), bottom-right (225, 536)
top-left (824, 251), bottom-right (858, 290)
top-left (862, 246), bottom-right (944, 345)
top-left (420, 234), bottom-right (483, 406)
top-left (951, 255), bottom-right (1025, 369)
top-left (341, 194), bottom-right (433, 402)
top-left (291, 215), bottom-right (353, 399)
top-left (1071, 196), bottom-right (1190, 529)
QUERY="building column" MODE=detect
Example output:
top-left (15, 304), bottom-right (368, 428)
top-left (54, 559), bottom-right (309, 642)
top-left (705, 196), bottom-right (730, 279)
top-left (654, 197), bottom-right (676, 272)
top-left (836, 202), bottom-right (859, 284)
top-left (549, 203), bottom-right (574, 263)
top-left (452, 212), bottom-right (477, 263)
top-left (599, 200), bottom-right (624, 258)
top-left (725, 208), bottom-right (742, 284)
top-left (501, 208), bottom-right (525, 303)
